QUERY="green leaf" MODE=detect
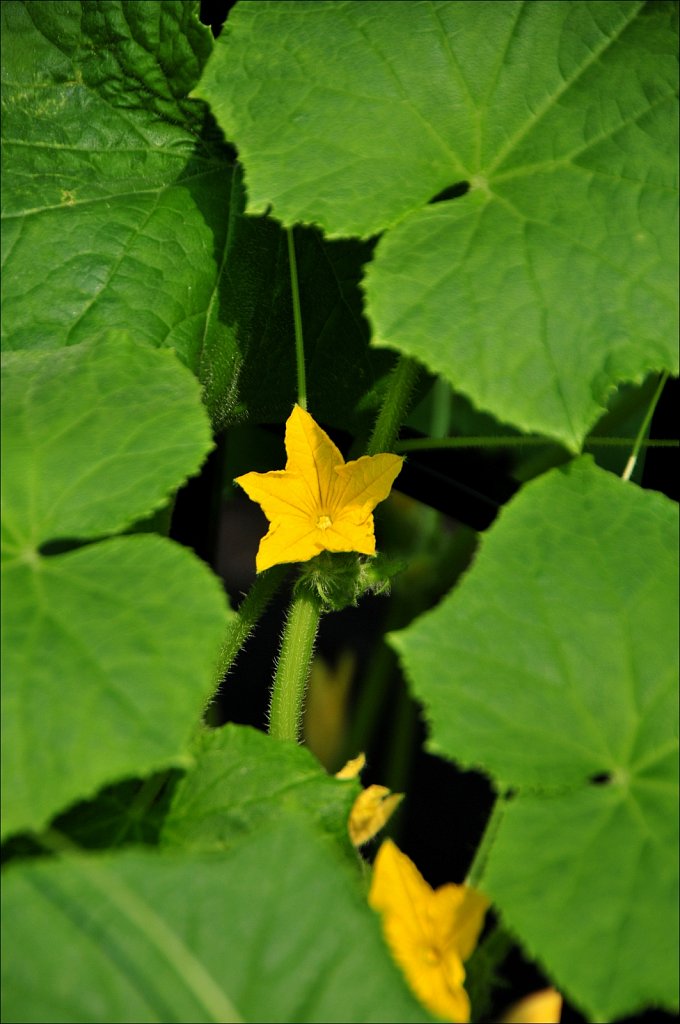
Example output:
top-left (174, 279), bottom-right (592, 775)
top-left (194, 0), bottom-right (470, 237)
top-left (1, 340), bottom-right (228, 839)
top-left (1, 1), bottom-right (391, 432)
top-left (162, 723), bottom-right (360, 854)
top-left (197, 1), bottom-right (678, 448)
top-left (2, 338), bottom-right (213, 549)
top-left (1, 0), bottom-right (248, 427)
top-left (390, 457), bottom-right (679, 1020)
top-left (1, 0), bottom-right (216, 353)
top-left (1, 821), bottom-right (433, 1023)
top-left (2, 536), bottom-right (227, 843)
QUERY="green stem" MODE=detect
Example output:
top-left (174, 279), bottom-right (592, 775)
top-left (430, 375), bottom-right (452, 438)
top-left (269, 587), bottom-right (322, 741)
top-left (622, 371), bottom-right (669, 481)
top-left (467, 924), bottom-right (516, 1024)
top-left (395, 434), bottom-right (678, 453)
top-left (287, 227), bottom-right (307, 410)
top-left (466, 795), bottom-right (506, 888)
top-left (213, 565), bottom-right (289, 685)
top-left (128, 770), bottom-right (171, 821)
top-left (366, 356), bottom-right (421, 455)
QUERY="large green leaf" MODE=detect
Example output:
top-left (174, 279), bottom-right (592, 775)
top-left (1, 821), bottom-right (432, 1024)
top-left (1, 0), bottom-right (216, 354)
top-left (390, 458), bottom-right (678, 1020)
top-left (197, 0), bottom-right (678, 448)
top-left (162, 723), bottom-right (360, 854)
top-left (1, 340), bottom-right (228, 839)
top-left (2, 339), bottom-right (213, 548)
top-left (0, 0), bottom-right (391, 431)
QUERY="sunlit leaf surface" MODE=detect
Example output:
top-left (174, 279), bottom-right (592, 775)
top-left (391, 458), bottom-right (679, 1019)
top-left (2, 821), bottom-right (433, 1023)
top-left (198, 1), bottom-right (678, 448)
top-left (1, 340), bottom-right (228, 838)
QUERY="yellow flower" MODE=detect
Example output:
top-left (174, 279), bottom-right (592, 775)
top-left (335, 751), bottom-right (367, 780)
top-left (369, 839), bottom-right (489, 1023)
top-left (347, 784), bottom-right (404, 846)
top-left (498, 988), bottom-right (562, 1023)
top-left (335, 753), bottom-right (403, 845)
top-left (235, 405), bottom-right (403, 573)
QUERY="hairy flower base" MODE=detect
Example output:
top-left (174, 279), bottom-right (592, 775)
top-left (369, 840), bottom-right (489, 1022)
top-left (235, 405), bottom-right (403, 572)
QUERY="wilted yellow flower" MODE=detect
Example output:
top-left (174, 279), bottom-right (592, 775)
top-left (335, 753), bottom-right (403, 845)
top-left (348, 785), bottom-right (404, 846)
top-left (235, 405), bottom-right (403, 573)
top-left (499, 988), bottom-right (562, 1023)
top-left (369, 839), bottom-right (489, 1022)
top-left (335, 751), bottom-right (367, 780)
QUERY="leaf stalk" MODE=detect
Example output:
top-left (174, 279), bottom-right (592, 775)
top-left (466, 795), bottom-right (505, 888)
top-left (621, 371), bottom-right (669, 481)
top-left (287, 227), bottom-right (307, 410)
top-left (213, 565), bottom-right (289, 687)
top-left (366, 356), bottom-right (420, 455)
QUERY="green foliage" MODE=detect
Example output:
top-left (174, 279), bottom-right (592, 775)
top-left (1, 338), bottom-right (229, 838)
top-left (2, 1), bottom-right (677, 1022)
top-left (391, 457), bottom-right (679, 1019)
top-left (2, 338), bottom-right (212, 544)
top-left (162, 723), bottom-right (360, 855)
top-left (0, 0), bottom-right (391, 430)
top-left (1, 820), bottom-right (432, 1024)
top-left (199, 0), bottom-right (678, 449)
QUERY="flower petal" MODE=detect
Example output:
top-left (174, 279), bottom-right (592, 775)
top-left (235, 469), bottom-right (316, 520)
top-left (335, 752), bottom-right (366, 780)
top-left (431, 884), bottom-right (489, 962)
top-left (369, 839), bottom-right (434, 943)
top-left (254, 517), bottom-right (324, 573)
top-left (450, 886), bottom-right (490, 962)
top-left (499, 988), bottom-right (563, 1024)
top-left (330, 452), bottom-right (403, 513)
top-left (348, 785), bottom-right (403, 846)
top-left (378, 913), bottom-right (471, 1024)
top-left (381, 913), bottom-right (470, 1023)
top-left (285, 404), bottom-right (345, 508)
top-left (323, 512), bottom-right (376, 555)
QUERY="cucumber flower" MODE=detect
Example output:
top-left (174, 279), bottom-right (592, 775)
top-left (235, 405), bottom-right (403, 573)
top-left (370, 839), bottom-right (489, 1022)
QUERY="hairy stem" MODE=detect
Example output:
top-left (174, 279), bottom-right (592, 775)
top-left (287, 227), bottom-right (307, 410)
top-left (269, 587), bottom-right (322, 742)
top-left (366, 356), bottom-right (421, 455)
top-left (213, 565), bottom-right (289, 687)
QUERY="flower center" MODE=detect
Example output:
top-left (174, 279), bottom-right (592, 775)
top-left (422, 946), bottom-right (441, 966)
top-left (316, 514), bottom-right (333, 530)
